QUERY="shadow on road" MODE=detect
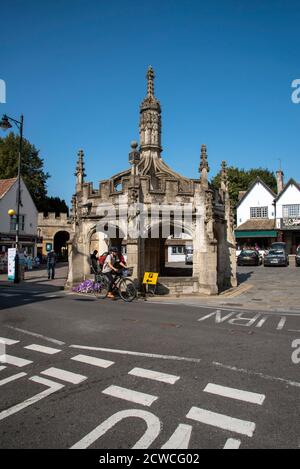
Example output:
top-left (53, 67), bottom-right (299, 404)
top-left (237, 270), bottom-right (254, 285)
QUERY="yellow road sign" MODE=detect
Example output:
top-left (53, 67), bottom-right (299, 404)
top-left (143, 272), bottom-right (159, 285)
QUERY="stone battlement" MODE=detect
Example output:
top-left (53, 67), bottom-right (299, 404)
top-left (38, 212), bottom-right (69, 223)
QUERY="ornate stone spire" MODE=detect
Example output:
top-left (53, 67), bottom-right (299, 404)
top-left (147, 66), bottom-right (155, 98)
top-left (75, 149), bottom-right (86, 192)
top-left (199, 144), bottom-right (210, 186)
top-left (139, 66), bottom-right (162, 154)
top-left (220, 160), bottom-right (228, 192)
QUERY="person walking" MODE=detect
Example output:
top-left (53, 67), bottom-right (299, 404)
top-left (46, 250), bottom-right (56, 280)
top-left (90, 250), bottom-right (99, 275)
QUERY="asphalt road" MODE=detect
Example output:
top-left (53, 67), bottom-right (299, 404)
top-left (0, 285), bottom-right (300, 449)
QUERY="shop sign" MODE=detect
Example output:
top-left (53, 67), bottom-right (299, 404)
top-left (282, 218), bottom-right (300, 229)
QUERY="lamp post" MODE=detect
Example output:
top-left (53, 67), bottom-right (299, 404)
top-left (0, 114), bottom-right (24, 283)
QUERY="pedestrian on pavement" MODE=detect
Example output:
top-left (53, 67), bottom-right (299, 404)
top-left (47, 250), bottom-right (56, 280)
top-left (90, 250), bottom-right (99, 275)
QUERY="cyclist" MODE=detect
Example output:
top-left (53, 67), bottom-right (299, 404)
top-left (102, 247), bottom-right (119, 299)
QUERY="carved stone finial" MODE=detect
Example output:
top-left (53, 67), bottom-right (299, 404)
top-left (199, 145), bottom-right (210, 186)
top-left (147, 66), bottom-right (155, 98)
top-left (221, 160), bottom-right (228, 186)
top-left (129, 141), bottom-right (140, 166)
top-left (75, 149), bottom-right (86, 192)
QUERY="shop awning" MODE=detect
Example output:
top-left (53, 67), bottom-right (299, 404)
top-left (235, 230), bottom-right (277, 238)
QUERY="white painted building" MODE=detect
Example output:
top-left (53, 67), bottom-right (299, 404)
top-left (0, 177), bottom-right (38, 256)
top-left (236, 178), bottom-right (276, 228)
top-left (235, 171), bottom-right (300, 254)
top-left (275, 178), bottom-right (300, 253)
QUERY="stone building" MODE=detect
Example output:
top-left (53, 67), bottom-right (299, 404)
top-left (67, 67), bottom-right (237, 295)
top-left (37, 212), bottom-right (74, 258)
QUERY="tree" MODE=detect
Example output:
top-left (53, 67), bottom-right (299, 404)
top-left (38, 196), bottom-right (69, 215)
top-left (0, 132), bottom-right (69, 213)
top-left (211, 166), bottom-right (277, 211)
top-left (0, 132), bottom-right (49, 206)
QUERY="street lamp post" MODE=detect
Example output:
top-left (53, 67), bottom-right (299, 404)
top-left (0, 114), bottom-right (24, 283)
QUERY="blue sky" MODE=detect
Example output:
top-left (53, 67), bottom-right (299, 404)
top-left (1, 0), bottom-right (300, 206)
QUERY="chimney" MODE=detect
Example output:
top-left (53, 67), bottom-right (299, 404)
top-left (276, 169), bottom-right (284, 194)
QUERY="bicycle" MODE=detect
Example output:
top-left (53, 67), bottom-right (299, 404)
top-left (108, 267), bottom-right (137, 302)
top-left (89, 265), bottom-right (110, 299)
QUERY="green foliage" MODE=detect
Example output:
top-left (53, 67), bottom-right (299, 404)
top-left (38, 196), bottom-right (69, 215)
top-left (0, 132), bottom-right (49, 205)
top-left (211, 166), bottom-right (277, 210)
top-left (0, 132), bottom-right (68, 213)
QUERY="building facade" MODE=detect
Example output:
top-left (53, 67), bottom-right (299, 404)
top-left (67, 67), bottom-right (237, 295)
top-left (0, 177), bottom-right (38, 256)
top-left (235, 170), bottom-right (300, 254)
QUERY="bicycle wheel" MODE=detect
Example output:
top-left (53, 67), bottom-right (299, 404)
top-left (93, 276), bottom-right (109, 299)
top-left (119, 278), bottom-right (137, 302)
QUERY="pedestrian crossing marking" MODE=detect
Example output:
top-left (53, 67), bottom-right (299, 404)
top-left (0, 337), bottom-right (19, 346)
top-left (71, 354), bottom-right (114, 368)
top-left (128, 367), bottom-right (180, 384)
top-left (40, 367), bottom-right (87, 384)
top-left (223, 438), bottom-right (241, 449)
top-left (204, 383), bottom-right (265, 405)
top-left (0, 372), bottom-right (27, 387)
top-left (102, 385), bottom-right (158, 407)
top-left (24, 344), bottom-right (62, 355)
top-left (0, 376), bottom-right (64, 422)
top-left (186, 407), bottom-right (256, 437)
top-left (0, 354), bottom-right (33, 367)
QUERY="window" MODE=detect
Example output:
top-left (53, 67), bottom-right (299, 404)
top-left (282, 204), bottom-right (300, 218)
top-left (10, 215), bottom-right (25, 232)
top-left (171, 246), bottom-right (184, 254)
top-left (250, 207), bottom-right (268, 218)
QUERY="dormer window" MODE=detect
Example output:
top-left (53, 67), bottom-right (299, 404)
top-left (250, 206), bottom-right (268, 218)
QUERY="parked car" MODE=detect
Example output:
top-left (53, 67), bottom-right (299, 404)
top-left (185, 246), bottom-right (193, 265)
top-left (237, 250), bottom-right (261, 266)
top-left (295, 247), bottom-right (300, 267)
top-left (270, 241), bottom-right (286, 251)
top-left (264, 249), bottom-right (289, 267)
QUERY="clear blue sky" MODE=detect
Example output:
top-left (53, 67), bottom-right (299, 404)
top-left (1, 0), bottom-right (300, 206)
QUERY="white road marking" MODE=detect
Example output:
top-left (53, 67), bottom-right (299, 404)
top-left (24, 344), bottom-right (62, 355)
top-left (0, 366), bottom-right (6, 371)
top-left (204, 383), bottom-right (265, 405)
top-left (0, 354), bottom-right (32, 367)
top-left (0, 376), bottom-right (64, 422)
top-left (41, 367), bottom-right (87, 384)
top-left (161, 424), bottom-right (192, 449)
top-left (0, 372), bottom-right (27, 387)
top-left (223, 438), bottom-right (241, 449)
top-left (71, 354), bottom-right (114, 368)
top-left (71, 409), bottom-right (161, 449)
top-left (256, 317), bottom-right (268, 328)
top-left (5, 326), bottom-right (65, 345)
top-left (102, 385), bottom-right (158, 407)
top-left (70, 345), bottom-right (202, 363)
top-left (277, 317), bottom-right (286, 330)
top-left (0, 337), bottom-right (19, 345)
top-left (128, 367), bottom-right (180, 384)
top-left (186, 407), bottom-right (255, 437)
top-left (213, 361), bottom-right (300, 388)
